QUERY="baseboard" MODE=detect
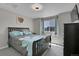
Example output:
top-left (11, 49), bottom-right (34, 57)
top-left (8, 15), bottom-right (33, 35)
top-left (0, 45), bottom-right (8, 50)
top-left (51, 43), bottom-right (64, 46)
top-left (51, 43), bottom-right (63, 47)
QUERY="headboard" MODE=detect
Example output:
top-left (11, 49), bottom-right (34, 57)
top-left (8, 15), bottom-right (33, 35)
top-left (8, 27), bottom-right (29, 32)
top-left (8, 27), bottom-right (30, 39)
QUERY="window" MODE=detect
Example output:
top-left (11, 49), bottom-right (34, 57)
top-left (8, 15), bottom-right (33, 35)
top-left (44, 19), bottom-right (55, 32)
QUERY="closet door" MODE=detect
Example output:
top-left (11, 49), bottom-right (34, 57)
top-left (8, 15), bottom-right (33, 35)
top-left (64, 23), bottom-right (76, 56)
top-left (74, 24), bottom-right (79, 54)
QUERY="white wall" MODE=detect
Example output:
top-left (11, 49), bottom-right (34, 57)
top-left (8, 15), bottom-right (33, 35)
top-left (0, 8), bottom-right (33, 48)
top-left (57, 11), bottom-right (72, 43)
top-left (33, 19), bottom-right (41, 34)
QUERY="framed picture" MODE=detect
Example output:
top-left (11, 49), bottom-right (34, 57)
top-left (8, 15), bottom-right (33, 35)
top-left (16, 16), bottom-right (24, 24)
top-left (71, 4), bottom-right (79, 22)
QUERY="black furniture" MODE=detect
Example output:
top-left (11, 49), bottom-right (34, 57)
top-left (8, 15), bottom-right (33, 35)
top-left (64, 23), bottom-right (79, 56)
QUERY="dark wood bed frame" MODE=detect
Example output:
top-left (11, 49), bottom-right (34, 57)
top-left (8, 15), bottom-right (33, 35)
top-left (8, 27), bottom-right (51, 56)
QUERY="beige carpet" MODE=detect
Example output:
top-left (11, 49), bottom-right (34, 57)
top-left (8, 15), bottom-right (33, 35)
top-left (0, 44), bottom-right (63, 56)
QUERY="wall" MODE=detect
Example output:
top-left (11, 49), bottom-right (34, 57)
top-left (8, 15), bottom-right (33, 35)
top-left (0, 8), bottom-right (33, 49)
top-left (57, 11), bottom-right (72, 43)
top-left (33, 19), bottom-right (41, 34)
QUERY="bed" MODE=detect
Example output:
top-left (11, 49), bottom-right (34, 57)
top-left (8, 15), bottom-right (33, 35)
top-left (8, 27), bottom-right (51, 56)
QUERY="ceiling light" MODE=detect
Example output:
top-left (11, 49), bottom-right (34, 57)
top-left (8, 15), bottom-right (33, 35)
top-left (32, 3), bottom-right (43, 11)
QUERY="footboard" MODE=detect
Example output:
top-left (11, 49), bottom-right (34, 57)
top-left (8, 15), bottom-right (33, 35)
top-left (8, 35), bottom-right (51, 56)
top-left (32, 35), bottom-right (51, 56)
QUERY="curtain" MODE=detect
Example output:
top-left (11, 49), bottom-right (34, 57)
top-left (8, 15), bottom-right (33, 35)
top-left (40, 15), bottom-right (58, 34)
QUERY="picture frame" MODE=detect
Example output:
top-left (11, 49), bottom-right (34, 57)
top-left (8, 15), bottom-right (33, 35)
top-left (16, 16), bottom-right (24, 24)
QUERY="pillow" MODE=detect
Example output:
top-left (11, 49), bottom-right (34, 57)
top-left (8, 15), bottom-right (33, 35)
top-left (9, 31), bottom-right (23, 37)
top-left (20, 32), bottom-right (24, 35)
top-left (23, 31), bottom-right (32, 35)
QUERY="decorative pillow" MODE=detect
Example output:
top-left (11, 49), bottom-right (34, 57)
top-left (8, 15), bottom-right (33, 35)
top-left (9, 31), bottom-right (23, 37)
top-left (23, 31), bottom-right (32, 35)
top-left (20, 32), bottom-right (24, 35)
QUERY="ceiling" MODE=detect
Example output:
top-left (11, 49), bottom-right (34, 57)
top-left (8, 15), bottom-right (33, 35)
top-left (0, 3), bottom-right (76, 18)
